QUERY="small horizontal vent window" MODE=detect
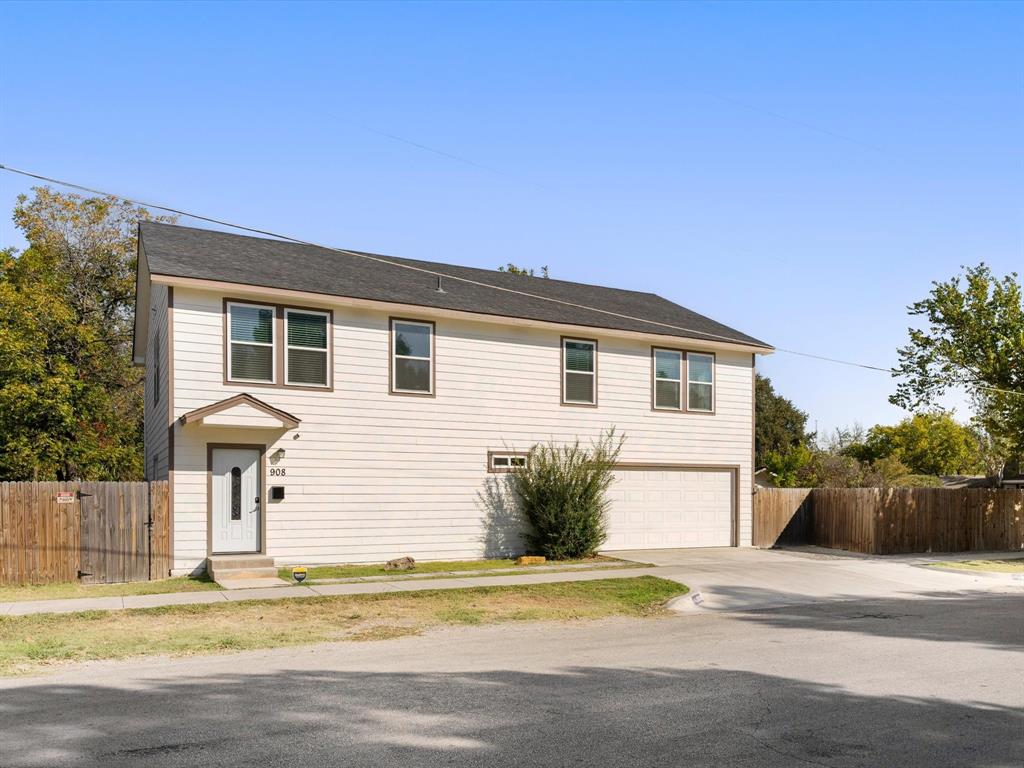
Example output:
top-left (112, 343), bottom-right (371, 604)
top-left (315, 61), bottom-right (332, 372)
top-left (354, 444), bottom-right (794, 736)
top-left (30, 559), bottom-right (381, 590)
top-left (490, 453), bottom-right (528, 472)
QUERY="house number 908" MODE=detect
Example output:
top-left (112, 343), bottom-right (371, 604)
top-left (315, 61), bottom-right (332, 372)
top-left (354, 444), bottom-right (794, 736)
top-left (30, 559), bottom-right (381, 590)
top-left (269, 467), bottom-right (286, 477)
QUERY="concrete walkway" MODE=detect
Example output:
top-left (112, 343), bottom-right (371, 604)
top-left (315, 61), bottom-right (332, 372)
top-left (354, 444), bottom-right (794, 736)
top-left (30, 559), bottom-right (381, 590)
top-left (2, 548), bottom-right (1019, 617)
top-left (0, 566), bottom-right (670, 617)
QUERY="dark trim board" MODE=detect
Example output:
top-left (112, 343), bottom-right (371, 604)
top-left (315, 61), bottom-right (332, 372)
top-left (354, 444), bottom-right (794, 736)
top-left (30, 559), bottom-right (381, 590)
top-left (751, 353), bottom-right (757, 500)
top-left (166, 286), bottom-right (174, 575)
top-left (206, 442), bottom-right (268, 556)
top-left (613, 463), bottom-right (741, 548)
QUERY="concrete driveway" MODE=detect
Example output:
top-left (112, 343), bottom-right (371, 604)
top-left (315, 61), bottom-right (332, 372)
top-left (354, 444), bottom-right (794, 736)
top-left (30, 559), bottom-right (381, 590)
top-left (606, 546), bottom-right (1023, 612)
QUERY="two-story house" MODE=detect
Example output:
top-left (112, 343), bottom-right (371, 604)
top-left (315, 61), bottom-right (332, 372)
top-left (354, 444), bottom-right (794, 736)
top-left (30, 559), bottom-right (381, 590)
top-left (133, 222), bottom-right (773, 576)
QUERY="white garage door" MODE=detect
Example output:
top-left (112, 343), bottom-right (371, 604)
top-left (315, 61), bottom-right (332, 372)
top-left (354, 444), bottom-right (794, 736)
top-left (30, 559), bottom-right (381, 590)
top-left (605, 468), bottom-right (733, 549)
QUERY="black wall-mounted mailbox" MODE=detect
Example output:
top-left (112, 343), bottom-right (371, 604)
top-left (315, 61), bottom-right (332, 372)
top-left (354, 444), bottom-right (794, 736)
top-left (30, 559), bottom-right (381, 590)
top-left (270, 486), bottom-right (285, 501)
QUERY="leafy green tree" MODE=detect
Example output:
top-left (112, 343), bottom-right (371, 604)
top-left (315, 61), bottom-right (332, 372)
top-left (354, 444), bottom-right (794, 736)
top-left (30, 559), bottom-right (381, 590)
top-left (891, 264), bottom-right (1023, 471)
top-left (754, 375), bottom-right (809, 468)
top-left (763, 444), bottom-right (814, 487)
top-left (497, 263), bottom-right (550, 278)
top-left (0, 188), bottom-right (173, 480)
top-left (863, 413), bottom-right (983, 476)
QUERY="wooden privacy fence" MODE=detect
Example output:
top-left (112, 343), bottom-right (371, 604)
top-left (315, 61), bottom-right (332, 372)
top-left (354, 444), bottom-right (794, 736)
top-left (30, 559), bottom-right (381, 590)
top-left (754, 486), bottom-right (1024, 555)
top-left (0, 481), bottom-right (170, 585)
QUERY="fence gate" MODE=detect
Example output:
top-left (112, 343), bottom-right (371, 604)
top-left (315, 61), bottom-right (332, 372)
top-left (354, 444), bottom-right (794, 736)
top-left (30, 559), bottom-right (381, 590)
top-left (0, 480), bottom-right (169, 586)
top-left (79, 482), bottom-right (152, 584)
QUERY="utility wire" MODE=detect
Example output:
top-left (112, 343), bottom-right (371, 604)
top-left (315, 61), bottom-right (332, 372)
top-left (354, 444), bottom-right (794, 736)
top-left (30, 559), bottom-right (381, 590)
top-left (0, 163), bottom-right (768, 347)
top-left (1, 163), bottom-right (1020, 400)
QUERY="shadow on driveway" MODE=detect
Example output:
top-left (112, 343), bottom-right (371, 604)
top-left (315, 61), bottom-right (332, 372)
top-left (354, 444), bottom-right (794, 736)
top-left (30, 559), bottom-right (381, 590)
top-left (698, 588), bottom-right (1024, 650)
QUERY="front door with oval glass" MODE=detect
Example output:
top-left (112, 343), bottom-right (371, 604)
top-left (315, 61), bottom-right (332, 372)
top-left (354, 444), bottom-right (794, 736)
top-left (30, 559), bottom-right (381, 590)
top-left (212, 447), bottom-right (261, 553)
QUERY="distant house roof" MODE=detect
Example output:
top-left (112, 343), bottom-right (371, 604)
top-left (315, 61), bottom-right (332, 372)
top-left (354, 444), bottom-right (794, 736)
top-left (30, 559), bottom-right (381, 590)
top-left (138, 221), bottom-right (772, 349)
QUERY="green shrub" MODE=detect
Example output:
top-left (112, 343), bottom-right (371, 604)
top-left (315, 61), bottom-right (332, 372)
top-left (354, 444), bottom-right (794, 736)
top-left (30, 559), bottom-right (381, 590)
top-left (510, 428), bottom-right (624, 559)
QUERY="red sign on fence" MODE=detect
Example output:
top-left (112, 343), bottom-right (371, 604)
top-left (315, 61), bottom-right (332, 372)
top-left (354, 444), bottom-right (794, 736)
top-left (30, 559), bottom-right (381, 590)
top-left (55, 491), bottom-right (76, 505)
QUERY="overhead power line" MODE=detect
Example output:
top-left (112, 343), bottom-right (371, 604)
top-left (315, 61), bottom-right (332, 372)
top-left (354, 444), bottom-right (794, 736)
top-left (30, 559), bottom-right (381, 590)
top-left (0, 162), bottom-right (1020, 399)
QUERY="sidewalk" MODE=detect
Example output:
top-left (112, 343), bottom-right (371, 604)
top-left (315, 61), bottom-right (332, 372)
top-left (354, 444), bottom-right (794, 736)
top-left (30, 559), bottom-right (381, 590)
top-left (0, 566), bottom-right (672, 617)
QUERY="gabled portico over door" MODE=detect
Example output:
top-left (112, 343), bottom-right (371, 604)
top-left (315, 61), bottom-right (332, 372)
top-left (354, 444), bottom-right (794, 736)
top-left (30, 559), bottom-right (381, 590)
top-left (180, 394), bottom-right (301, 558)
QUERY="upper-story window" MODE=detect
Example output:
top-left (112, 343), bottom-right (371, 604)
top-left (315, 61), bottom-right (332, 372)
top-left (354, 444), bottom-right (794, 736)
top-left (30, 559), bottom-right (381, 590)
top-left (652, 348), bottom-right (682, 410)
top-left (285, 309), bottom-right (330, 387)
top-left (687, 352), bottom-right (715, 412)
top-left (562, 337), bottom-right (597, 405)
top-left (391, 318), bottom-right (434, 395)
top-left (226, 300), bottom-right (332, 389)
top-left (227, 302), bottom-right (275, 383)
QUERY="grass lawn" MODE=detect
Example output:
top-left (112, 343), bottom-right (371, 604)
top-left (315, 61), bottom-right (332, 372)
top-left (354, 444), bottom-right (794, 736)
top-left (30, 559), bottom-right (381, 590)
top-left (0, 576), bottom-right (687, 676)
top-left (0, 575), bottom-right (221, 604)
top-left (928, 558), bottom-right (1024, 573)
top-left (277, 555), bottom-right (635, 583)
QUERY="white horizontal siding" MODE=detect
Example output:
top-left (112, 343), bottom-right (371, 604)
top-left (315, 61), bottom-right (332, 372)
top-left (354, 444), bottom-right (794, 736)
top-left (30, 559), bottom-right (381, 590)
top-left (170, 286), bottom-right (755, 572)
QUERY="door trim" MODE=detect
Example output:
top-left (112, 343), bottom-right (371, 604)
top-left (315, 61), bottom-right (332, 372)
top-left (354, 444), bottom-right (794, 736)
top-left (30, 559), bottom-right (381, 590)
top-left (207, 443), bottom-right (266, 555)
top-left (613, 463), bottom-right (740, 547)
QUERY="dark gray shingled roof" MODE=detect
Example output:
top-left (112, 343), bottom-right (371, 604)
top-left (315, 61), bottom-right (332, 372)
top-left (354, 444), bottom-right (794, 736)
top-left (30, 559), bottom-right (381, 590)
top-left (140, 221), bottom-right (771, 349)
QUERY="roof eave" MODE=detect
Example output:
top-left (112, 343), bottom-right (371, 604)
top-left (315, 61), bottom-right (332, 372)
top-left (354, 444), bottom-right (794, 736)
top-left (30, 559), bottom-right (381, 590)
top-left (150, 272), bottom-right (774, 354)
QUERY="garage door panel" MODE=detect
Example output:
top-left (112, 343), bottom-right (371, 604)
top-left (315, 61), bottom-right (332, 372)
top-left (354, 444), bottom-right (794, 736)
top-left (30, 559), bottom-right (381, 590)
top-left (605, 468), bottom-right (733, 550)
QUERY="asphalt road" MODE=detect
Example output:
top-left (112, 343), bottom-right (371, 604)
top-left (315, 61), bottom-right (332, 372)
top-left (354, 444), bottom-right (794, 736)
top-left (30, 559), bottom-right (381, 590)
top-left (1, 588), bottom-right (1021, 767)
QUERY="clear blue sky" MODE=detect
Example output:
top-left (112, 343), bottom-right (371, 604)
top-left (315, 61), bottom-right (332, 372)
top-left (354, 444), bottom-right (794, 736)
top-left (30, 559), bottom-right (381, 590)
top-left (1, 1), bottom-right (1021, 437)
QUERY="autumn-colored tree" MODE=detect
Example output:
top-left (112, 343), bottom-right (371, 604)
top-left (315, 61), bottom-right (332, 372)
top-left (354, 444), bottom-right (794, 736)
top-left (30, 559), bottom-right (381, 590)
top-left (0, 188), bottom-right (174, 480)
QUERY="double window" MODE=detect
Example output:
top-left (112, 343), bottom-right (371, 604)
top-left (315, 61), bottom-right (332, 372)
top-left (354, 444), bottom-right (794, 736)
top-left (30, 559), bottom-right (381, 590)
top-left (562, 338), bottom-right (597, 405)
top-left (226, 301), bottom-right (331, 389)
top-left (652, 348), bottom-right (715, 412)
top-left (391, 319), bottom-right (434, 395)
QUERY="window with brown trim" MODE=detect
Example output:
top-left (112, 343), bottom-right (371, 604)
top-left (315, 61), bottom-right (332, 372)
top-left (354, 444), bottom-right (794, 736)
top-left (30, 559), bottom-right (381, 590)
top-left (227, 301), bottom-right (276, 383)
top-left (224, 299), bottom-right (333, 390)
top-left (686, 352), bottom-right (715, 412)
top-left (391, 319), bottom-right (434, 395)
top-left (652, 348), bottom-right (682, 410)
top-left (284, 308), bottom-right (330, 387)
top-left (562, 337), bottom-right (596, 405)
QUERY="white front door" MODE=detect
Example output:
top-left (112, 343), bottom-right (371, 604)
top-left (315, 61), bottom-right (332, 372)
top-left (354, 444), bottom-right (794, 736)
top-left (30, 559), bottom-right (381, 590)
top-left (212, 447), bottom-right (261, 554)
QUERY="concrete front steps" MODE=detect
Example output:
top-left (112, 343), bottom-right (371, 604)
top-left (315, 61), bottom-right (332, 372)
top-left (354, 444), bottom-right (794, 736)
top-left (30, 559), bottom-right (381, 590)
top-left (207, 555), bottom-right (290, 590)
